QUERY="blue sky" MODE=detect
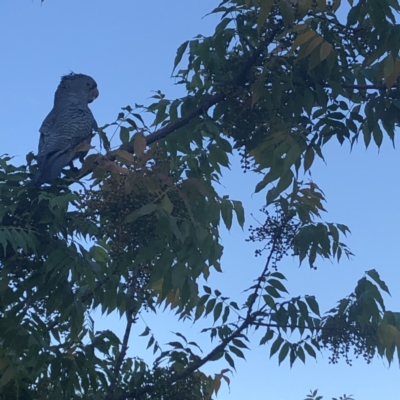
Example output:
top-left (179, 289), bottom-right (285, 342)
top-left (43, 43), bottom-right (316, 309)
top-left (0, 1), bottom-right (399, 398)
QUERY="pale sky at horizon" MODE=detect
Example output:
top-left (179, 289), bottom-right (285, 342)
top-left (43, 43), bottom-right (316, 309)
top-left (0, 1), bottom-right (399, 399)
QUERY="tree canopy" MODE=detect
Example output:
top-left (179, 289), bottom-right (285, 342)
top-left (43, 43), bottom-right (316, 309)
top-left (1, 0), bottom-right (400, 399)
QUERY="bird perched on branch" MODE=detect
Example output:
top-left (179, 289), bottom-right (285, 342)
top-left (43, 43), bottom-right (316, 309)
top-left (29, 72), bottom-right (99, 187)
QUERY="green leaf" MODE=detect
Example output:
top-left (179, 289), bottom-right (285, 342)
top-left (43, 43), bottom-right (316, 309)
top-left (171, 264), bottom-right (186, 289)
top-left (205, 298), bottom-right (216, 316)
top-left (98, 128), bottom-right (111, 150)
top-left (251, 71), bottom-right (267, 106)
top-left (305, 296), bottom-right (321, 316)
top-left (91, 245), bottom-right (108, 262)
top-left (146, 336), bottom-right (155, 349)
top-left (270, 336), bottom-right (284, 358)
top-left (168, 341), bottom-right (184, 349)
top-left (257, 0), bottom-right (274, 33)
top-left (209, 350), bottom-right (224, 361)
top-left (160, 195), bottom-right (174, 214)
top-left (304, 342), bottom-right (317, 358)
top-left (209, 145), bottom-right (230, 168)
top-left (346, 118), bottom-right (358, 134)
top-left (280, 0), bottom-right (295, 26)
top-left (263, 294), bottom-right (277, 309)
top-left (229, 345), bottom-right (246, 360)
top-left (230, 301), bottom-right (239, 310)
top-left (222, 306), bottom-right (230, 324)
top-left (224, 351), bottom-right (236, 370)
top-left (289, 347), bottom-right (297, 367)
top-left (278, 342), bottom-right (290, 365)
top-left (198, 294), bottom-right (209, 307)
top-left (195, 304), bottom-right (205, 321)
top-left (265, 286), bottom-right (281, 298)
top-left (213, 302), bottom-right (223, 323)
top-left (232, 339), bottom-right (249, 349)
top-left (153, 103), bottom-right (168, 126)
top-left (297, 300), bottom-right (309, 319)
top-left (221, 199), bottom-right (233, 230)
top-left (149, 249), bottom-right (175, 284)
top-left (268, 278), bottom-right (288, 294)
top-left (0, 230), bottom-right (8, 256)
top-left (169, 99), bottom-right (181, 121)
top-left (232, 200), bottom-right (245, 228)
top-left (266, 169), bottom-right (294, 204)
top-left (319, 41), bottom-right (333, 62)
top-left (260, 329), bottom-right (274, 345)
top-left (362, 122), bottom-right (371, 148)
top-left (191, 73), bottom-right (203, 89)
top-left (270, 272), bottom-right (286, 280)
top-left (304, 148), bottom-right (315, 172)
top-left (119, 126), bottom-right (130, 144)
top-left (373, 124), bottom-right (383, 148)
top-left (366, 269), bottom-right (391, 295)
top-left (284, 144), bottom-right (303, 171)
top-left (173, 40), bottom-right (189, 72)
top-left (0, 367), bottom-right (15, 387)
top-left (204, 286), bottom-right (212, 294)
top-left (297, 345), bottom-right (306, 363)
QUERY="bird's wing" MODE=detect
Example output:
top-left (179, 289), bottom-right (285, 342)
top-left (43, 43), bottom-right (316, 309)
top-left (39, 108), bottom-right (55, 134)
top-left (32, 106), bottom-right (96, 186)
top-left (37, 109), bottom-right (56, 164)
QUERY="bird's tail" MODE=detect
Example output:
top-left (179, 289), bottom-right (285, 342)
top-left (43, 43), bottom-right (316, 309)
top-left (28, 150), bottom-right (75, 188)
top-left (27, 176), bottom-right (40, 189)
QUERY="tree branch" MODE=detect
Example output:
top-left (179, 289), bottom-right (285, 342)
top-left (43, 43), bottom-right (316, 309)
top-left (342, 83), bottom-right (387, 91)
top-left (145, 93), bottom-right (225, 146)
top-left (118, 310), bottom-right (262, 400)
top-left (252, 321), bottom-right (339, 332)
top-left (125, 41), bottom-right (266, 150)
top-left (107, 271), bottom-right (139, 400)
top-left (245, 214), bottom-right (291, 319)
top-left (106, 310), bottom-right (134, 400)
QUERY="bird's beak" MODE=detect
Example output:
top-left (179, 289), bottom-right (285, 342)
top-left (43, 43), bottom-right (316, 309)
top-left (89, 87), bottom-right (99, 103)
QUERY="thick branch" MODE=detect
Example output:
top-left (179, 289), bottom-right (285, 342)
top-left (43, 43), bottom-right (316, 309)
top-left (144, 82), bottom-right (388, 139)
top-left (133, 41), bottom-right (266, 149)
top-left (145, 93), bottom-right (225, 146)
top-left (143, 80), bottom-right (388, 149)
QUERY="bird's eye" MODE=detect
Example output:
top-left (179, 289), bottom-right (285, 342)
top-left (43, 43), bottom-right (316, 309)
top-left (86, 82), bottom-right (91, 87)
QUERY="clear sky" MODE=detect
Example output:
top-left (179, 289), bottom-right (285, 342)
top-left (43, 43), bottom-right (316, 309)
top-left (0, 1), bottom-right (399, 399)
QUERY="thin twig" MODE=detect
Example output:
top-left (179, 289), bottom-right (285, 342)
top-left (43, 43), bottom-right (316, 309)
top-left (118, 310), bottom-right (262, 400)
top-left (245, 216), bottom-right (289, 319)
top-left (342, 83), bottom-right (387, 91)
top-left (252, 320), bottom-right (345, 332)
top-left (107, 270), bottom-right (139, 400)
top-left (106, 311), bottom-right (134, 400)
